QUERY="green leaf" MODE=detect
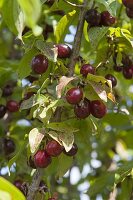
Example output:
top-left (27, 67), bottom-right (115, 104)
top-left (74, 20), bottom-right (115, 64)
top-left (59, 132), bottom-right (74, 152)
top-left (56, 154), bottom-right (73, 178)
top-left (0, 177), bottom-right (25, 200)
top-left (55, 10), bottom-right (77, 43)
top-left (18, 48), bottom-right (38, 79)
top-left (88, 27), bottom-right (109, 49)
top-left (17, 0), bottom-right (42, 36)
top-left (35, 40), bottom-right (58, 62)
top-left (96, 0), bottom-right (117, 16)
top-left (47, 122), bottom-right (79, 133)
top-left (20, 95), bottom-right (37, 110)
top-left (29, 128), bottom-right (45, 153)
top-left (83, 21), bottom-right (89, 42)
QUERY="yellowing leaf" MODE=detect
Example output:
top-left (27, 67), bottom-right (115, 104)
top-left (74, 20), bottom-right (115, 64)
top-left (29, 128), bottom-right (45, 153)
top-left (107, 92), bottom-right (116, 103)
top-left (59, 132), bottom-right (74, 152)
top-left (0, 190), bottom-right (12, 200)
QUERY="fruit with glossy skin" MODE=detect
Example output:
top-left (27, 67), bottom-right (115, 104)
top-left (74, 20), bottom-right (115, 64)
top-left (101, 11), bottom-right (116, 26)
top-left (113, 65), bottom-right (123, 72)
top-left (126, 7), bottom-right (133, 18)
top-left (90, 100), bottom-right (107, 118)
top-left (55, 44), bottom-right (71, 58)
top-left (46, 140), bottom-right (63, 157)
top-left (3, 138), bottom-right (15, 155)
top-left (123, 66), bottom-right (133, 79)
top-left (80, 64), bottom-right (95, 77)
top-left (0, 105), bottom-right (6, 118)
top-left (66, 88), bottom-right (83, 105)
top-left (31, 54), bottom-right (48, 74)
top-left (105, 74), bottom-right (117, 87)
top-left (6, 100), bottom-right (19, 112)
top-left (74, 98), bottom-right (91, 119)
top-left (34, 150), bottom-right (52, 168)
top-left (2, 85), bottom-right (13, 97)
top-left (85, 9), bottom-right (101, 26)
top-left (122, 0), bottom-right (133, 8)
top-left (63, 143), bottom-right (78, 156)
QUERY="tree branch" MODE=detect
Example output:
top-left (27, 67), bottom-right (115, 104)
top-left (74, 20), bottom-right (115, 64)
top-left (68, 0), bottom-right (88, 76)
top-left (27, 1), bottom-right (88, 199)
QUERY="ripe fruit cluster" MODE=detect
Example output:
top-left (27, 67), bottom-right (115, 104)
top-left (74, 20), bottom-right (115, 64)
top-left (30, 140), bottom-right (78, 168)
top-left (85, 9), bottom-right (116, 27)
top-left (122, 0), bottom-right (133, 18)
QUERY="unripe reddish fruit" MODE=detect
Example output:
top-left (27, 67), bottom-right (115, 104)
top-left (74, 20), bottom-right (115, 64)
top-left (63, 143), bottom-right (78, 156)
top-left (85, 9), bottom-right (101, 27)
top-left (46, 140), bottom-right (63, 157)
top-left (66, 88), bottom-right (83, 105)
top-left (122, 0), bottom-right (133, 9)
top-left (0, 105), bottom-right (6, 118)
top-left (2, 85), bottom-right (13, 97)
top-left (90, 100), bottom-right (107, 118)
top-left (74, 98), bottom-right (91, 119)
top-left (31, 54), bottom-right (48, 74)
top-left (6, 100), bottom-right (19, 112)
top-left (55, 44), bottom-right (71, 58)
top-left (80, 64), bottom-right (95, 77)
top-left (105, 74), bottom-right (117, 87)
top-left (123, 66), bottom-right (133, 79)
top-left (101, 11), bottom-right (116, 26)
top-left (34, 150), bottom-right (51, 168)
top-left (113, 65), bottom-right (123, 72)
top-left (126, 7), bottom-right (133, 18)
top-left (3, 138), bottom-right (16, 155)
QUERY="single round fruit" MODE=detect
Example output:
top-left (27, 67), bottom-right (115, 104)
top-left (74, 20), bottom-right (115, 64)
top-left (63, 143), bottom-right (78, 156)
top-left (101, 11), bottom-right (116, 26)
top-left (56, 44), bottom-right (71, 58)
top-left (126, 7), bottom-right (133, 18)
top-left (80, 64), bottom-right (95, 77)
top-left (105, 74), bottom-right (117, 87)
top-left (2, 85), bottom-right (13, 97)
top-left (123, 66), bottom-right (133, 79)
top-left (90, 100), bottom-right (107, 118)
top-left (113, 65), bottom-right (123, 72)
top-left (66, 88), bottom-right (83, 105)
top-left (3, 138), bottom-right (15, 155)
top-left (46, 140), bottom-right (63, 157)
top-left (74, 98), bottom-right (91, 119)
top-left (0, 105), bottom-right (6, 118)
top-left (31, 54), bottom-right (48, 74)
top-left (85, 9), bottom-right (101, 26)
top-left (27, 156), bottom-right (36, 169)
top-left (24, 92), bottom-right (35, 100)
top-left (34, 150), bottom-right (52, 168)
top-left (6, 100), bottom-right (19, 112)
top-left (122, 0), bottom-right (133, 8)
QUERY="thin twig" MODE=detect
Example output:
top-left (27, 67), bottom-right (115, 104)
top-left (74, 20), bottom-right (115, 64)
top-left (68, 0), bottom-right (88, 76)
top-left (63, 0), bottom-right (83, 8)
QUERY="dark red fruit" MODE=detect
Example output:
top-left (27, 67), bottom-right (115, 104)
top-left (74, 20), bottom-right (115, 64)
top-left (101, 11), bottom-right (116, 26)
top-left (105, 74), bottom-right (117, 87)
top-left (66, 88), bottom-right (83, 105)
top-left (74, 98), bottom-right (90, 119)
top-left (90, 100), bottom-right (107, 118)
top-left (63, 143), bottom-right (78, 156)
top-left (126, 7), bottom-right (133, 18)
top-left (56, 44), bottom-right (71, 58)
top-left (6, 100), bottom-right (19, 112)
top-left (0, 105), bottom-right (6, 118)
top-left (123, 66), bottom-right (133, 79)
top-left (27, 156), bottom-right (36, 169)
top-left (46, 140), bottom-right (63, 157)
top-left (31, 54), bottom-right (48, 74)
top-left (2, 85), bottom-right (13, 97)
top-left (113, 65), bottom-right (123, 72)
top-left (122, 0), bottom-right (133, 9)
top-left (122, 55), bottom-right (132, 66)
top-left (85, 9), bottom-right (101, 26)
top-left (24, 92), bottom-right (35, 100)
top-left (34, 150), bottom-right (51, 168)
top-left (80, 64), bottom-right (95, 77)
top-left (3, 138), bottom-right (15, 155)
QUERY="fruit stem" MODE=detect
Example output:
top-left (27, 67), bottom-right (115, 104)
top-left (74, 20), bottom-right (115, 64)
top-left (63, 0), bottom-right (84, 8)
top-left (68, 0), bottom-right (88, 76)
